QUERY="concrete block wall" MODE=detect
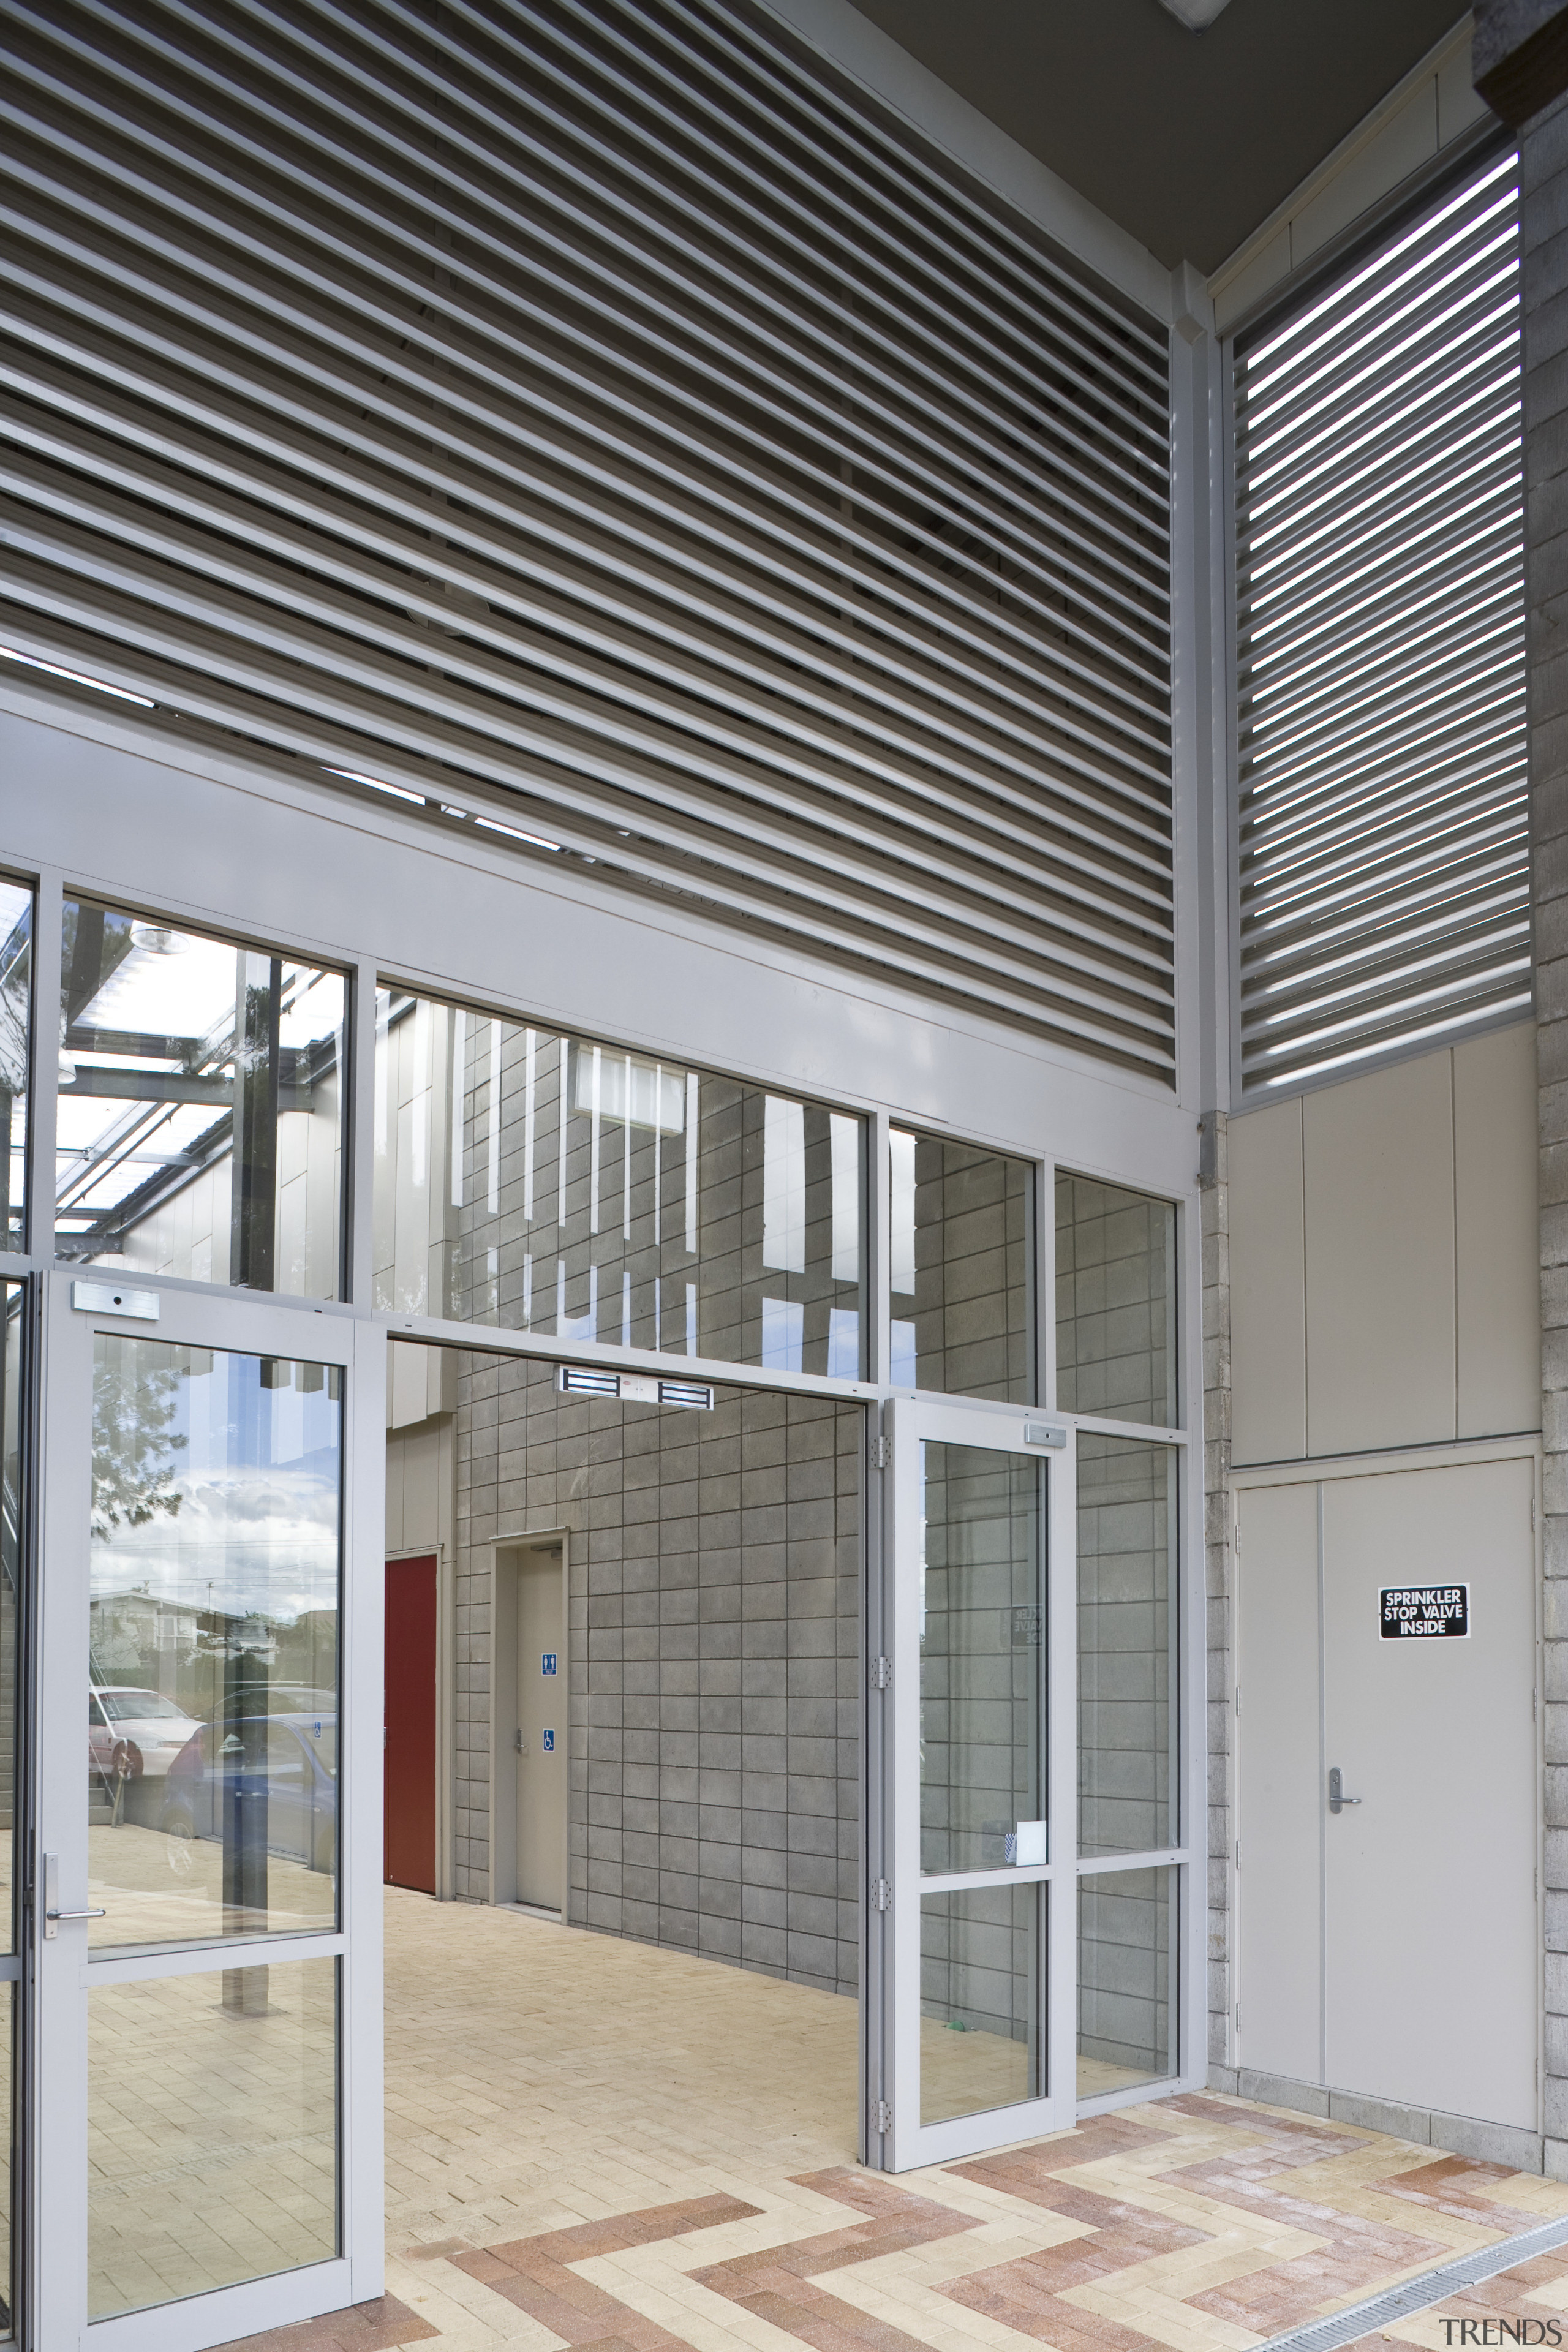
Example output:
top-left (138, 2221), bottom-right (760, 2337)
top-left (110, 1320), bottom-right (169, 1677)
top-left (1523, 83), bottom-right (1568, 2177)
top-left (893, 1133), bottom-right (1030, 1401)
top-left (374, 997), bottom-right (862, 1376)
top-left (1056, 1175), bottom-right (1177, 1429)
top-left (453, 1354), bottom-right (864, 1997)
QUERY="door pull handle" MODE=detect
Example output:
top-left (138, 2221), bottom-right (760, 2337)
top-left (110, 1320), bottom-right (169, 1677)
top-left (1327, 1767), bottom-right (1362, 1814)
top-left (41, 1853), bottom-right (108, 1937)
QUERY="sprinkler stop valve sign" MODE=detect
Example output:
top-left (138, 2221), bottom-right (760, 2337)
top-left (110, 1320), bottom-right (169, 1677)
top-left (1380, 1584), bottom-right (1469, 1639)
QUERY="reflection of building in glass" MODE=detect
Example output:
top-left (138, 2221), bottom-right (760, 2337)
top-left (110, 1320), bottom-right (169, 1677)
top-left (374, 993), bottom-right (864, 1376)
top-left (56, 900), bottom-right (345, 1297)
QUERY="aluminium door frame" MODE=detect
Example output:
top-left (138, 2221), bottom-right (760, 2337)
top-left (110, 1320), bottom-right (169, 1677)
top-left (882, 1395), bottom-right (1078, 2171)
top-left (34, 1274), bottom-right (385, 2352)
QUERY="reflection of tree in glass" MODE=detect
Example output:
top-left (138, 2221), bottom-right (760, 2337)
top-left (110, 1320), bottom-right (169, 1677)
top-left (91, 1346), bottom-right (186, 1539)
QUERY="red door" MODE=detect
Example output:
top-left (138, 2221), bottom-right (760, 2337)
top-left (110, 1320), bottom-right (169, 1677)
top-left (385, 1555), bottom-right (437, 1893)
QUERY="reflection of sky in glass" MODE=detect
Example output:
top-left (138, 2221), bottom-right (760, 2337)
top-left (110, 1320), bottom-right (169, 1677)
top-left (91, 1341), bottom-right (340, 1629)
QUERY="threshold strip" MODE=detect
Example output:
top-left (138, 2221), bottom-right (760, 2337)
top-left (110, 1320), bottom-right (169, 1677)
top-left (1259, 2213), bottom-right (1568, 2352)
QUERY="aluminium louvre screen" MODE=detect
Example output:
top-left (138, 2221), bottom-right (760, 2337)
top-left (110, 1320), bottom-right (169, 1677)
top-left (1, 0), bottom-right (1174, 1079)
top-left (1232, 148), bottom-right (1528, 1096)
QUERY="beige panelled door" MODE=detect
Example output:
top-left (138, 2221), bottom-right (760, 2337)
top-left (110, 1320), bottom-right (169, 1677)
top-left (1237, 1455), bottom-right (1539, 2130)
top-left (1322, 1460), bottom-right (1537, 2127)
top-left (516, 1550), bottom-right (565, 1913)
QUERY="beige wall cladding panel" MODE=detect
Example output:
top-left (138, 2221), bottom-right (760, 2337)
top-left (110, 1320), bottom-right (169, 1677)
top-left (1304, 1052), bottom-right (1457, 1455)
top-left (1455, 1024), bottom-right (1540, 1439)
top-left (386, 1420), bottom-right (445, 1556)
top-left (1457, 1025), bottom-right (1542, 1439)
top-left (1229, 1100), bottom-right (1307, 1466)
top-left (1235, 1479), bottom-right (1322, 2087)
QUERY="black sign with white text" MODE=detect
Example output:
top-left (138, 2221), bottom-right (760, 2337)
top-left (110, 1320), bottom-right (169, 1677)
top-left (1379, 1584), bottom-right (1469, 1639)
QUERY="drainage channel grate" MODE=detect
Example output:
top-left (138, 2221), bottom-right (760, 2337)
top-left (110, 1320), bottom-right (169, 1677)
top-left (1259, 2214), bottom-right (1568, 2352)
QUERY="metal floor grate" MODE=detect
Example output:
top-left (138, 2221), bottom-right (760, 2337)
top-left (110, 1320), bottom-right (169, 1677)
top-left (1259, 2212), bottom-right (1568, 2352)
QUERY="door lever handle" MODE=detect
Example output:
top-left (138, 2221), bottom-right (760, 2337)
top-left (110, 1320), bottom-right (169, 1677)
top-left (41, 1853), bottom-right (108, 1938)
top-left (1327, 1766), bottom-right (1362, 1814)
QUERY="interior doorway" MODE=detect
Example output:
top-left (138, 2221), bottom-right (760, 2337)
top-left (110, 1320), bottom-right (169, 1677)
top-left (491, 1540), bottom-right (568, 1914)
top-left (384, 1338), bottom-right (865, 2156)
top-left (385, 1555), bottom-right (438, 1895)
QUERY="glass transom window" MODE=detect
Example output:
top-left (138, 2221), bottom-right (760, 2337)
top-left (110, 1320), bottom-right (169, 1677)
top-left (374, 992), bottom-right (865, 1378)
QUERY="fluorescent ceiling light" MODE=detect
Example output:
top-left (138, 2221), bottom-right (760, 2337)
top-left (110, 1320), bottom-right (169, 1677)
top-left (0, 644), bottom-right (154, 707)
top-left (1158, 0), bottom-right (1231, 23)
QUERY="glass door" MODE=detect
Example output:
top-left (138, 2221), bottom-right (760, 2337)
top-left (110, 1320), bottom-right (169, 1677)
top-left (35, 1277), bottom-right (381, 2352)
top-left (882, 1399), bottom-right (1076, 2169)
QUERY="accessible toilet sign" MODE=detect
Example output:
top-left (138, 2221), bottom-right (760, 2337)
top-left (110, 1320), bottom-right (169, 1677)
top-left (1380, 1583), bottom-right (1469, 1638)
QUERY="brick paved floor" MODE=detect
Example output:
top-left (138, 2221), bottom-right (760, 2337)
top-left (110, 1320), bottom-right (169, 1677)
top-left (209, 1889), bottom-right (1568, 2352)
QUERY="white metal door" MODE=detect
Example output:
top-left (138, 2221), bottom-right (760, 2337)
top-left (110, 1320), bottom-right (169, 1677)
top-left (1323, 1458), bottom-right (1538, 2127)
top-left (35, 1275), bottom-right (384, 2352)
top-left (883, 1398), bottom-right (1076, 2169)
top-left (1235, 1452), bottom-right (1540, 2131)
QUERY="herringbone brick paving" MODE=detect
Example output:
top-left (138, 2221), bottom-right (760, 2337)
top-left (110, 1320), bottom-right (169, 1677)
top-left (214, 1890), bottom-right (1568, 2352)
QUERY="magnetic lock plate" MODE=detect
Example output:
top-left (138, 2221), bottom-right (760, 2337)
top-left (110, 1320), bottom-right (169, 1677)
top-left (71, 1280), bottom-right (160, 1321)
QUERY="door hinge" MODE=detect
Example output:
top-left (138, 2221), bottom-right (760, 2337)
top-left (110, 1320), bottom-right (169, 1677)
top-left (870, 1433), bottom-right (891, 1470)
top-left (870, 1654), bottom-right (892, 1691)
top-left (872, 1877), bottom-right (892, 1912)
top-left (874, 2098), bottom-right (892, 2135)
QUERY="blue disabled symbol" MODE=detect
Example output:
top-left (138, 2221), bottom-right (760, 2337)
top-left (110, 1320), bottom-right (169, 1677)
top-left (541, 1728), bottom-right (556, 1752)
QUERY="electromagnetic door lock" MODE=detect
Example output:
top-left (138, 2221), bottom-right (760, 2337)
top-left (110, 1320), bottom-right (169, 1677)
top-left (1327, 1767), bottom-right (1362, 1814)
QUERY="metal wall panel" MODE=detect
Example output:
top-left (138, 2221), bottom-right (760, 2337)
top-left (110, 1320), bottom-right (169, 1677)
top-left (0, 0), bottom-right (1174, 1077)
top-left (1232, 150), bottom-right (1528, 1096)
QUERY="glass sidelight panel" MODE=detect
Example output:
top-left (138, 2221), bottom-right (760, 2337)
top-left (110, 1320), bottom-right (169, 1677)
top-left (1077, 1867), bottom-right (1176, 2096)
top-left (372, 992), bottom-right (864, 1376)
top-left (0, 1287), bottom-right (20, 1954)
top-left (88, 1337), bottom-right (341, 1948)
top-left (890, 1131), bottom-right (1031, 1400)
top-left (88, 1954), bottom-right (338, 2318)
top-left (0, 883), bottom-right (29, 1251)
top-left (1055, 1174), bottom-right (1175, 1428)
top-left (1077, 1437), bottom-right (1177, 1857)
top-left (56, 899), bottom-right (346, 1295)
top-left (920, 1885), bottom-right (1042, 2124)
top-left (920, 1442), bottom-right (1044, 1875)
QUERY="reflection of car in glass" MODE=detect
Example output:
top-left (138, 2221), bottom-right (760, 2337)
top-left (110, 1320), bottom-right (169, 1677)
top-left (88, 1687), bottom-right (203, 1781)
top-left (159, 1714), bottom-right (337, 1875)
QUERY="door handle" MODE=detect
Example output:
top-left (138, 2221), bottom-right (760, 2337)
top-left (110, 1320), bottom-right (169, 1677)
top-left (514, 1730), bottom-right (527, 1754)
top-left (42, 1854), bottom-right (107, 1939)
top-left (1328, 1766), bottom-right (1362, 1814)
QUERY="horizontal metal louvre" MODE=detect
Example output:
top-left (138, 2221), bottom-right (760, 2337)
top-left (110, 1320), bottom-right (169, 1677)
top-left (0, 0), bottom-right (1174, 1076)
top-left (1233, 149), bottom-right (1528, 1095)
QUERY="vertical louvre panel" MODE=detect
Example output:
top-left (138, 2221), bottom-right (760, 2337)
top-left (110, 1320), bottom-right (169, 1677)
top-left (1234, 151), bottom-right (1528, 1095)
top-left (0, 0), bottom-right (1174, 1076)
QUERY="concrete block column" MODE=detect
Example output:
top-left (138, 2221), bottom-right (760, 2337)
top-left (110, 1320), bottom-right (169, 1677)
top-left (1497, 4), bottom-right (1568, 2174)
top-left (1200, 1114), bottom-right (1234, 2077)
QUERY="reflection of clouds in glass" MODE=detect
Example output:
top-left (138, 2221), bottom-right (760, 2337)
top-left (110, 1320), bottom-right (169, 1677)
top-left (91, 1466), bottom-right (338, 1620)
